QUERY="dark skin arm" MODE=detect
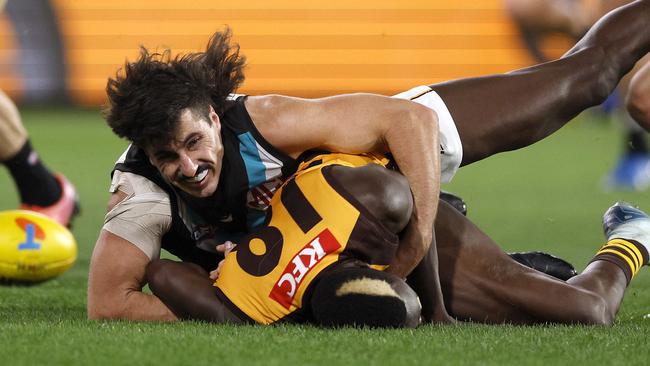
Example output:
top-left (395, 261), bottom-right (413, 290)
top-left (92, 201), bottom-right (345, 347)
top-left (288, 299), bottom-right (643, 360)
top-left (146, 259), bottom-right (242, 323)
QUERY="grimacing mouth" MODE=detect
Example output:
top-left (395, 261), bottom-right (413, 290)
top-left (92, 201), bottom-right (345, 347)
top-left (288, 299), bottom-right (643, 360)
top-left (178, 164), bottom-right (211, 184)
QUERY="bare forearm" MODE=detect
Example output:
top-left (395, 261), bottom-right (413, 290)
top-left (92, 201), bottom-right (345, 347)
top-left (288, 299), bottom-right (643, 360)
top-left (406, 234), bottom-right (454, 323)
top-left (87, 230), bottom-right (178, 321)
top-left (87, 285), bottom-right (177, 321)
top-left (251, 94), bottom-right (440, 273)
top-left (385, 105), bottom-right (441, 277)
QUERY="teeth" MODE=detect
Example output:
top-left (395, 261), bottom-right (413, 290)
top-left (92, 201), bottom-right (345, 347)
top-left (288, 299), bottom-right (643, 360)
top-left (189, 169), bottom-right (208, 182)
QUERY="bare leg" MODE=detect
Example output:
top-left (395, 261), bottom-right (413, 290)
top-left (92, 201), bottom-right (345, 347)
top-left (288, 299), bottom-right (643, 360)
top-left (434, 202), bottom-right (626, 325)
top-left (429, 1), bottom-right (650, 165)
top-left (0, 90), bottom-right (27, 160)
top-left (627, 56), bottom-right (650, 127)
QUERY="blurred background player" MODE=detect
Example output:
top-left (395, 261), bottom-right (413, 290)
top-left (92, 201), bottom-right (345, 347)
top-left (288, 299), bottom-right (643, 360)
top-left (0, 89), bottom-right (78, 226)
top-left (627, 59), bottom-right (650, 135)
top-left (0, 0), bottom-right (78, 226)
top-left (504, 0), bottom-right (650, 190)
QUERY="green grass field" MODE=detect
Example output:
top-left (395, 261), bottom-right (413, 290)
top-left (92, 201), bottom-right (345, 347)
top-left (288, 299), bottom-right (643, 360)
top-left (1, 108), bottom-right (650, 365)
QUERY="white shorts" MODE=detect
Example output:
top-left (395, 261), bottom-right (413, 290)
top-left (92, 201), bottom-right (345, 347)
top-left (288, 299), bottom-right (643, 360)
top-left (392, 85), bottom-right (462, 183)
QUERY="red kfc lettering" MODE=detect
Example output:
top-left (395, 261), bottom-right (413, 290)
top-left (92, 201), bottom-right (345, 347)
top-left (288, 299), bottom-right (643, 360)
top-left (269, 229), bottom-right (341, 309)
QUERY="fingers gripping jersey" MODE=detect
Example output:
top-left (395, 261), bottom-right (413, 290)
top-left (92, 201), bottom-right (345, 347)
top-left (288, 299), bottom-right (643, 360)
top-left (214, 153), bottom-right (399, 324)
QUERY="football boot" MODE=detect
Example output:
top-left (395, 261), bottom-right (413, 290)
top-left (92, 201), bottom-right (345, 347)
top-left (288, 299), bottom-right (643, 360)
top-left (509, 251), bottom-right (578, 281)
top-left (604, 153), bottom-right (650, 191)
top-left (602, 202), bottom-right (650, 253)
top-left (19, 174), bottom-right (80, 227)
top-left (439, 191), bottom-right (467, 216)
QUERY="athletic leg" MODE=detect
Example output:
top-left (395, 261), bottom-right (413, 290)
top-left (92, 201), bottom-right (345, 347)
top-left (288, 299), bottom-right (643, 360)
top-left (433, 201), bottom-right (644, 325)
top-left (328, 163), bottom-right (586, 323)
top-left (0, 90), bottom-right (79, 226)
top-left (627, 55), bottom-right (650, 127)
top-left (0, 89), bottom-right (28, 161)
top-left (428, 1), bottom-right (650, 165)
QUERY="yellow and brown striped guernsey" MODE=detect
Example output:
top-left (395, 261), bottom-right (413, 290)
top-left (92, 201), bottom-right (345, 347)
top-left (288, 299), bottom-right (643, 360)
top-left (214, 153), bottom-right (398, 324)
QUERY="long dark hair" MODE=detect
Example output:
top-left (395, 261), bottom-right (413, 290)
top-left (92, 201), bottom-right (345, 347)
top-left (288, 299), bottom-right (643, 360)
top-left (104, 28), bottom-right (246, 148)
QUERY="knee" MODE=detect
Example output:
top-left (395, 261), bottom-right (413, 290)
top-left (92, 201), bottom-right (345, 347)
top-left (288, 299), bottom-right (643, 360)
top-left (589, 49), bottom-right (622, 105)
top-left (566, 31), bottom-right (635, 105)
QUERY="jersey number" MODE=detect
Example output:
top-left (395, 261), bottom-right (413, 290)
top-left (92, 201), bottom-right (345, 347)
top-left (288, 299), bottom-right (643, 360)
top-left (235, 178), bottom-right (322, 276)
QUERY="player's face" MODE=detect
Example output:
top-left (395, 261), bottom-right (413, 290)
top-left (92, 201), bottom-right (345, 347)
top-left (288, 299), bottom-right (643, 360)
top-left (147, 106), bottom-right (224, 198)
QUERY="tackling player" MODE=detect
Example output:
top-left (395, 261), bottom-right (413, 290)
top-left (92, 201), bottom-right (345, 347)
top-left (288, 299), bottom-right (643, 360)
top-left (89, 1), bottom-right (650, 322)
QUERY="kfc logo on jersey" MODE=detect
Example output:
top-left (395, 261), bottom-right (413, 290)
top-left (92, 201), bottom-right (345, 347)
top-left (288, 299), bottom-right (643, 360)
top-left (269, 229), bottom-right (342, 309)
top-left (247, 178), bottom-right (286, 210)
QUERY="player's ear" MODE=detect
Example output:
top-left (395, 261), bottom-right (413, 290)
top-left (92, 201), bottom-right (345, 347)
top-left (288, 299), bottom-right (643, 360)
top-left (208, 105), bottom-right (221, 130)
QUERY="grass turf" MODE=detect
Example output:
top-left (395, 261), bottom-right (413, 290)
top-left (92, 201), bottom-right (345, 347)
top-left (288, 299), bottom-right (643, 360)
top-left (1, 108), bottom-right (650, 365)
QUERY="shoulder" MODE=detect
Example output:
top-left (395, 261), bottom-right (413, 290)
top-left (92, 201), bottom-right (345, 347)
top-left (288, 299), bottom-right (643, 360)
top-left (104, 172), bottom-right (172, 259)
top-left (107, 171), bottom-right (171, 233)
top-left (110, 170), bottom-right (167, 197)
top-left (244, 94), bottom-right (299, 123)
top-left (243, 94), bottom-right (309, 157)
top-left (242, 93), bottom-right (413, 158)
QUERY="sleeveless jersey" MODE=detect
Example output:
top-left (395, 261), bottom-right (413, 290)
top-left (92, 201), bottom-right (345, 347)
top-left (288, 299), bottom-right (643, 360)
top-left (111, 96), bottom-right (298, 269)
top-left (214, 153), bottom-right (399, 324)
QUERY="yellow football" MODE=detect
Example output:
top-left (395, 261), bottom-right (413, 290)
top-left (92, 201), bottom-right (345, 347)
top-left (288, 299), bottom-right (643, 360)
top-left (0, 210), bottom-right (77, 283)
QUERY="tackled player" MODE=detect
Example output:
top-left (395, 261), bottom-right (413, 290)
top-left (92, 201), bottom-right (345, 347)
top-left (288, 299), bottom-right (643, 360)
top-left (146, 153), bottom-right (650, 326)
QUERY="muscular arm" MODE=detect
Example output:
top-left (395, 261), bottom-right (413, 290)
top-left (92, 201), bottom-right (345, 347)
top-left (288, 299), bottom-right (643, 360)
top-left (146, 259), bottom-right (243, 324)
top-left (247, 93), bottom-right (441, 277)
top-left (87, 191), bottom-right (176, 321)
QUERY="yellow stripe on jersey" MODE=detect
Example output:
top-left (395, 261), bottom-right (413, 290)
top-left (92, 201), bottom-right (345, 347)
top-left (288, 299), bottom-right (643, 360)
top-left (215, 153), bottom-right (387, 324)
